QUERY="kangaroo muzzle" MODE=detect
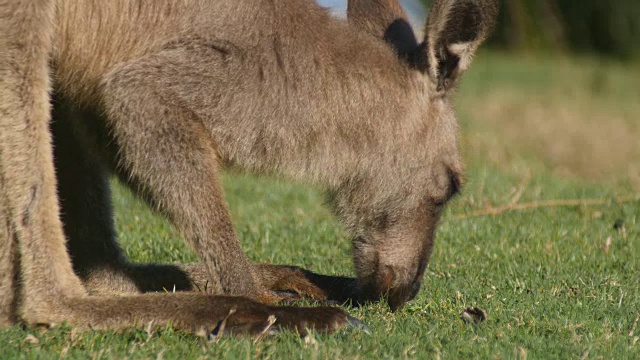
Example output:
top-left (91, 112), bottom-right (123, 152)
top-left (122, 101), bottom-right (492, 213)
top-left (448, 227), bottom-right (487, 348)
top-left (353, 238), bottom-right (428, 311)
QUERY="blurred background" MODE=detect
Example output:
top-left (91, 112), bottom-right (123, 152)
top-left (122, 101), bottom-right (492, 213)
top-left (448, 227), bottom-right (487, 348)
top-left (491, 0), bottom-right (640, 59)
top-left (319, 0), bottom-right (640, 192)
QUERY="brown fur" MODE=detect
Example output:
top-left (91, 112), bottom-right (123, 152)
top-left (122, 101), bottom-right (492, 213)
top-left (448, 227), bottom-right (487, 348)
top-left (0, 0), bottom-right (497, 334)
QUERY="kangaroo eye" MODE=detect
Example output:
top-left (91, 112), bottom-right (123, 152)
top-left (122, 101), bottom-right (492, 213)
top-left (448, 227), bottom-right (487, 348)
top-left (433, 200), bottom-right (446, 210)
top-left (433, 168), bottom-right (462, 209)
top-left (447, 169), bottom-right (461, 199)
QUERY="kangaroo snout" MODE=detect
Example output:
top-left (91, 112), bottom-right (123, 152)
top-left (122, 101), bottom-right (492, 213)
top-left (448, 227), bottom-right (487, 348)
top-left (353, 237), bottom-right (429, 311)
top-left (357, 261), bottom-right (424, 311)
top-left (375, 264), bottom-right (423, 311)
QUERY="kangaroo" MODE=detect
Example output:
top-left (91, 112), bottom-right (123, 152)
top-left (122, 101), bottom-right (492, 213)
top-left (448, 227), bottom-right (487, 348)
top-left (0, 0), bottom-right (498, 335)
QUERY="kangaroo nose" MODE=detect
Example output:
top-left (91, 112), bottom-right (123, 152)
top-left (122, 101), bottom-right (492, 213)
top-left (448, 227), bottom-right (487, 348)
top-left (385, 279), bottom-right (422, 311)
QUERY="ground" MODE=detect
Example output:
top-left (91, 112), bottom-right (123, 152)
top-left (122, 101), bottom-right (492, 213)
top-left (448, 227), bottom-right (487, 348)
top-left (3, 53), bottom-right (639, 359)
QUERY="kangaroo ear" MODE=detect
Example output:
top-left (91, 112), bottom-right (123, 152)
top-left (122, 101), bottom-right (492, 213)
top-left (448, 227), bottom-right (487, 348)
top-left (347, 0), bottom-right (419, 61)
top-left (423, 0), bottom-right (499, 92)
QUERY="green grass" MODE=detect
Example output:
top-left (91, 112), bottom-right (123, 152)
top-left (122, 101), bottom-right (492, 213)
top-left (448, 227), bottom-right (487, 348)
top-left (3, 53), bottom-right (639, 358)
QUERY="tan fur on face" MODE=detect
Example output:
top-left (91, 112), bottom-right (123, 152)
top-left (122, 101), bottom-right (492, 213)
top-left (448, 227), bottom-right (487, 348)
top-left (0, 0), bottom-right (497, 332)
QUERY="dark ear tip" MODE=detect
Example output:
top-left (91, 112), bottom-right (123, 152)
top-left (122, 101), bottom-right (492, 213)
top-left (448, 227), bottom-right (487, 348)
top-left (382, 18), bottom-right (424, 68)
top-left (383, 18), bottom-right (418, 55)
top-left (407, 42), bottom-right (429, 73)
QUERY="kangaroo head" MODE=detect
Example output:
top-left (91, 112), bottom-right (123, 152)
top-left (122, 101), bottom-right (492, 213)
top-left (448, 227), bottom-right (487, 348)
top-left (339, 0), bottom-right (498, 310)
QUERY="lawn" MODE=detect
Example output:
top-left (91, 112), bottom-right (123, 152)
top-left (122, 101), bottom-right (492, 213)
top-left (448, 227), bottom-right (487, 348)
top-left (3, 53), bottom-right (639, 359)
